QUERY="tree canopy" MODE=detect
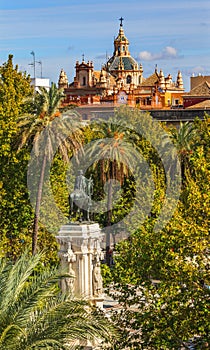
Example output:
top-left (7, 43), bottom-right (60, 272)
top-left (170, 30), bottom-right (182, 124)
top-left (0, 55), bottom-right (33, 259)
top-left (104, 114), bottom-right (210, 349)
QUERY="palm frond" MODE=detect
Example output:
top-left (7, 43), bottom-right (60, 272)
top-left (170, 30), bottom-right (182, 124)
top-left (0, 252), bottom-right (116, 350)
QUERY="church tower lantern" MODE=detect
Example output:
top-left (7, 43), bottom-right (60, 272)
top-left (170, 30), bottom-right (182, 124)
top-left (105, 18), bottom-right (143, 89)
top-left (113, 17), bottom-right (130, 57)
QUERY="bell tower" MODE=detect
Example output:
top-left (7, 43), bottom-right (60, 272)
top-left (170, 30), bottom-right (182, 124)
top-left (73, 57), bottom-right (94, 88)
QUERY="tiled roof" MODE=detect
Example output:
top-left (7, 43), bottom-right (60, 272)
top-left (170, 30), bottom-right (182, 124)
top-left (186, 99), bottom-right (210, 109)
top-left (140, 72), bottom-right (159, 87)
top-left (166, 86), bottom-right (184, 91)
top-left (93, 71), bottom-right (101, 81)
top-left (184, 81), bottom-right (210, 96)
top-left (107, 56), bottom-right (138, 71)
top-left (123, 57), bottom-right (136, 70)
top-left (108, 74), bottom-right (116, 85)
top-left (93, 70), bottom-right (116, 86)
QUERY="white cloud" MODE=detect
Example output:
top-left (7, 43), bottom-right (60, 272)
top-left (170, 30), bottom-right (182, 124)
top-left (183, 65), bottom-right (206, 77)
top-left (163, 46), bottom-right (177, 57)
top-left (191, 65), bottom-right (206, 75)
top-left (139, 46), bottom-right (179, 61)
top-left (139, 51), bottom-right (154, 61)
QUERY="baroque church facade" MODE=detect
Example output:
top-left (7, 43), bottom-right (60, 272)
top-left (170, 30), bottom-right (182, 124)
top-left (58, 19), bottom-right (184, 109)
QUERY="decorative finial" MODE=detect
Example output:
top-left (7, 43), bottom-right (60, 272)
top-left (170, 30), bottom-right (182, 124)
top-left (119, 17), bottom-right (124, 27)
top-left (82, 53), bottom-right (85, 62)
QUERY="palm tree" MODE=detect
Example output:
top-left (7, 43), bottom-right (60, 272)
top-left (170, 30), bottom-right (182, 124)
top-left (0, 252), bottom-right (115, 350)
top-left (169, 121), bottom-right (196, 181)
top-left (85, 115), bottom-right (138, 265)
top-left (18, 83), bottom-right (83, 255)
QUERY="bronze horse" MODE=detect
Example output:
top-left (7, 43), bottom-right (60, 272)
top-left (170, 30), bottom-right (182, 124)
top-left (69, 174), bottom-right (93, 222)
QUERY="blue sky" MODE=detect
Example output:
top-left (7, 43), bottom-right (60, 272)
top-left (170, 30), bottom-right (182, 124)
top-left (0, 0), bottom-right (209, 90)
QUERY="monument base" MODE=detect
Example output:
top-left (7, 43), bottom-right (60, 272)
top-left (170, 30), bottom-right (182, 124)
top-left (56, 222), bottom-right (104, 309)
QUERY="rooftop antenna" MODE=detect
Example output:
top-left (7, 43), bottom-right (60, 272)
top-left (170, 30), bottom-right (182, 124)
top-left (29, 51), bottom-right (35, 79)
top-left (37, 61), bottom-right (43, 78)
top-left (106, 50), bottom-right (109, 65)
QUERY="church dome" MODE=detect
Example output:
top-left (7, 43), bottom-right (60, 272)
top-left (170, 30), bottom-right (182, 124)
top-left (107, 56), bottom-right (138, 72)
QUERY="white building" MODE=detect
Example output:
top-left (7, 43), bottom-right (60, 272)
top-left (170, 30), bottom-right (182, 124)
top-left (30, 78), bottom-right (50, 91)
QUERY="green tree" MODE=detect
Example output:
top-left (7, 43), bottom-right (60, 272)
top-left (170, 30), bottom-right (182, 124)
top-left (168, 121), bottom-right (196, 181)
top-left (0, 54), bottom-right (32, 157)
top-left (104, 116), bottom-right (210, 349)
top-left (84, 115), bottom-right (139, 265)
top-left (0, 251), bottom-right (115, 350)
top-left (109, 210), bottom-right (209, 349)
top-left (0, 55), bottom-right (33, 259)
top-left (192, 114), bottom-right (210, 159)
top-left (17, 84), bottom-right (83, 255)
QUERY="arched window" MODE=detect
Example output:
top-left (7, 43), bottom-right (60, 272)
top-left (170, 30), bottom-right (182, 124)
top-left (126, 75), bottom-right (132, 84)
top-left (82, 76), bottom-right (86, 86)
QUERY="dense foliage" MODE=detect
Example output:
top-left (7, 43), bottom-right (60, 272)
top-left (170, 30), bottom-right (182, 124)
top-left (0, 56), bottom-right (209, 349)
top-left (104, 114), bottom-right (210, 349)
top-left (0, 55), bottom-right (33, 259)
top-left (0, 57), bottom-right (83, 261)
top-left (0, 251), bottom-right (115, 349)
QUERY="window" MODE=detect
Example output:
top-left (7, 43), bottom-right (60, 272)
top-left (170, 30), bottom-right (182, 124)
top-left (146, 97), bottom-right (151, 105)
top-left (126, 75), bottom-right (132, 84)
top-left (82, 77), bottom-right (86, 86)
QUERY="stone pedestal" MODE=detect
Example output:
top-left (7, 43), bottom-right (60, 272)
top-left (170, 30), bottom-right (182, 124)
top-left (56, 222), bottom-right (104, 308)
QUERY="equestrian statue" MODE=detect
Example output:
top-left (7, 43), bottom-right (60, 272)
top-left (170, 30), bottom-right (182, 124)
top-left (69, 170), bottom-right (93, 222)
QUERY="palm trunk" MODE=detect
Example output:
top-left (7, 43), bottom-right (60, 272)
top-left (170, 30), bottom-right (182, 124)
top-left (32, 153), bottom-right (47, 255)
top-left (181, 155), bottom-right (188, 186)
top-left (106, 162), bottom-right (114, 266)
top-left (107, 181), bottom-right (113, 227)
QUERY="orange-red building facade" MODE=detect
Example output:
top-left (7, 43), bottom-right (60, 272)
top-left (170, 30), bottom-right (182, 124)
top-left (58, 21), bottom-right (185, 109)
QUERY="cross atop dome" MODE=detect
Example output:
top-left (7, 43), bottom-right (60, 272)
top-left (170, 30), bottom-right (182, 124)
top-left (119, 17), bottom-right (124, 27)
